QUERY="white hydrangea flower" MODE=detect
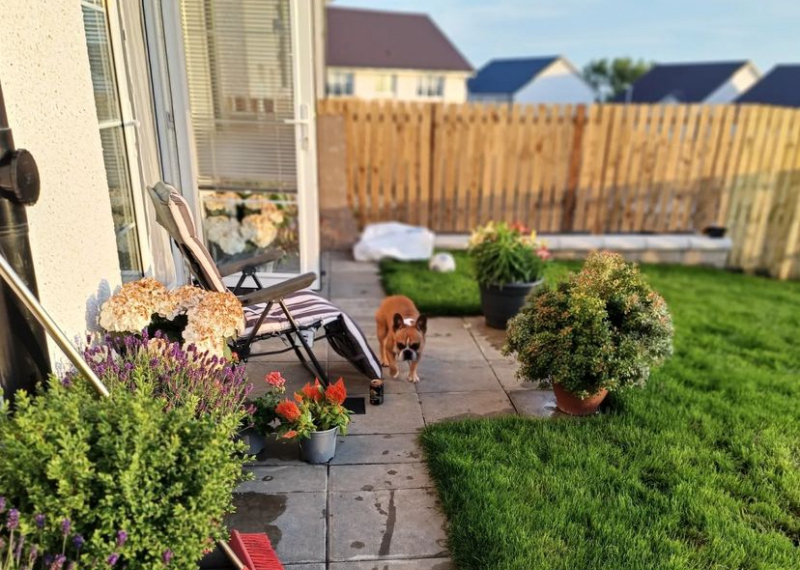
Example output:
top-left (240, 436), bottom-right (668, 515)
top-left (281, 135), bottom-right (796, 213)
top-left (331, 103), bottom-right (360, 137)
top-left (241, 213), bottom-right (278, 249)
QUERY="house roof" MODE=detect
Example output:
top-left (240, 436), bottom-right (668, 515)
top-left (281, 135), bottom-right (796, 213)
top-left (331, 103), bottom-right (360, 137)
top-left (736, 65), bottom-right (800, 107)
top-left (617, 61), bottom-right (751, 103)
top-left (467, 56), bottom-right (560, 94)
top-left (325, 7), bottom-right (472, 72)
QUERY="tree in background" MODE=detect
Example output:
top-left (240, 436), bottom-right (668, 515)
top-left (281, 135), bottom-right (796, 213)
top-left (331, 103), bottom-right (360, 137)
top-left (583, 58), bottom-right (652, 101)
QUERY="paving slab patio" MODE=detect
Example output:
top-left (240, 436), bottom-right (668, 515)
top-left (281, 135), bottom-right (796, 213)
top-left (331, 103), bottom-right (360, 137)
top-left (237, 251), bottom-right (553, 568)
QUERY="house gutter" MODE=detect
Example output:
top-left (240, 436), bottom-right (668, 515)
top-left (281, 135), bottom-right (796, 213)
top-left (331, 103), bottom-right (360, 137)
top-left (0, 81), bottom-right (108, 401)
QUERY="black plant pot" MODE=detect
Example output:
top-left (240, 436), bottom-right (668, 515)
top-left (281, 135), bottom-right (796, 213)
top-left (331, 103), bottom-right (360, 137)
top-left (479, 279), bottom-right (543, 329)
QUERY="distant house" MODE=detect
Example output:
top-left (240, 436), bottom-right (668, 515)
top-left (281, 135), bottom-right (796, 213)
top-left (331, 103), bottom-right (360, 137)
top-left (736, 65), bottom-right (800, 107)
top-left (325, 7), bottom-right (473, 102)
top-left (467, 56), bottom-right (595, 104)
top-left (617, 61), bottom-right (760, 104)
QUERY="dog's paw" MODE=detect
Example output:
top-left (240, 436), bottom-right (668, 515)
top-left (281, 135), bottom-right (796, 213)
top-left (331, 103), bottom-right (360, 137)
top-left (390, 367), bottom-right (399, 379)
top-left (407, 373), bottom-right (420, 383)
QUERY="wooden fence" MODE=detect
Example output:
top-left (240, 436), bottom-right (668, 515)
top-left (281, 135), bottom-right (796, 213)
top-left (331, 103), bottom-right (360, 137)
top-left (317, 99), bottom-right (800, 279)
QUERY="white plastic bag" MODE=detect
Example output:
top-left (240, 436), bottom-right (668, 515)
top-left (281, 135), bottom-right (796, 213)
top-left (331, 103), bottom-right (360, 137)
top-left (353, 222), bottom-right (435, 261)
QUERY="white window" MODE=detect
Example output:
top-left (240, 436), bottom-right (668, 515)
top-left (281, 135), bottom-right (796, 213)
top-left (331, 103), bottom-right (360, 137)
top-left (375, 74), bottom-right (397, 95)
top-left (417, 75), bottom-right (445, 98)
top-left (81, 0), bottom-right (144, 282)
top-left (326, 71), bottom-right (354, 97)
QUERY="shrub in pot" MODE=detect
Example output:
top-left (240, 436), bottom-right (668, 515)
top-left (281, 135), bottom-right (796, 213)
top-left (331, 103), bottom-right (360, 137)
top-left (271, 379), bottom-right (351, 464)
top-left (468, 221), bottom-right (550, 329)
top-left (0, 376), bottom-right (250, 570)
top-left (503, 251), bottom-right (674, 415)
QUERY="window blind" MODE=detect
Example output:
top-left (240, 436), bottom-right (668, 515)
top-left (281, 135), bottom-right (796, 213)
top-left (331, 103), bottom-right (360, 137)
top-left (179, 0), bottom-right (298, 193)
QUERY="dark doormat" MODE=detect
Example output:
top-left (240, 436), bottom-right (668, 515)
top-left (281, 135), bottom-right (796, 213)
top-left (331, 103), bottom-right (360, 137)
top-left (344, 396), bottom-right (366, 415)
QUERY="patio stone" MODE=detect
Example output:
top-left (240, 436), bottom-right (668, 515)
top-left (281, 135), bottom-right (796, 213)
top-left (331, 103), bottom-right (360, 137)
top-left (329, 558), bottom-right (453, 569)
top-left (237, 465), bottom-right (326, 494)
top-left (329, 463), bottom-right (433, 492)
top-left (415, 358), bottom-right (503, 393)
top-left (347, 393), bottom-right (424, 435)
top-left (331, 434), bottom-right (424, 465)
top-left (491, 362), bottom-right (537, 391)
top-left (247, 435), bottom-right (304, 466)
top-left (331, 368), bottom-right (417, 395)
top-left (463, 317), bottom-right (515, 364)
top-left (328, 489), bottom-right (448, 562)
top-left (508, 389), bottom-right (559, 418)
top-left (227, 491), bottom-right (326, 564)
top-left (419, 390), bottom-right (516, 424)
top-left (284, 565), bottom-right (325, 570)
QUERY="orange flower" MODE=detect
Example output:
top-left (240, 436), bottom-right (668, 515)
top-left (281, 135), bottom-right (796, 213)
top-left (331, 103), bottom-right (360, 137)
top-left (294, 392), bottom-right (304, 403)
top-left (275, 400), bottom-right (301, 422)
top-left (281, 430), bottom-right (298, 439)
top-left (537, 245), bottom-right (552, 261)
top-left (265, 371), bottom-right (286, 388)
top-left (325, 378), bottom-right (347, 405)
top-left (301, 379), bottom-right (323, 402)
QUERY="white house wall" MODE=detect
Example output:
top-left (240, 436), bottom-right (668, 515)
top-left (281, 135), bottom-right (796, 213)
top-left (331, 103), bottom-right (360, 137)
top-left (514, 60), bottom-right (596, 104)
top-left (332, 67), bottom-right (470, 103)
top-left (704, 65), bottom-right (760, 104)
top-left (0, 1), bottom-right (121, 363)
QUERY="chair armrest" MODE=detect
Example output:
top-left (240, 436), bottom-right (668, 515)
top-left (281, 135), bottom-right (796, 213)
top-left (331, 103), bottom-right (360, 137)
top-left (237, 272), bottom-right (317, 307)
top-left (218, 249), bottom-right (283, 277)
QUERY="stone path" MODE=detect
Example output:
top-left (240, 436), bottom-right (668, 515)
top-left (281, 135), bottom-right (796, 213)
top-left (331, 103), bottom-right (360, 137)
top-left (232, 252), bottom-right (556, 569)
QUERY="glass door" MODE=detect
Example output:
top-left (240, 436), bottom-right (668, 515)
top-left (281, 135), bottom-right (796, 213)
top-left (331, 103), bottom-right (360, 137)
top-left (147, 0), bottom-right (320, 287)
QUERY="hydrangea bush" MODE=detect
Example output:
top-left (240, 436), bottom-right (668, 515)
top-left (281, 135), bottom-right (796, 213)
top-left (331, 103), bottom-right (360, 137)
top-left (503, 252), bottom-right (674, 398)
top-left (98, 279), bottom-right (242, 358)
top-left (0, 378), bottom-right (249, 570)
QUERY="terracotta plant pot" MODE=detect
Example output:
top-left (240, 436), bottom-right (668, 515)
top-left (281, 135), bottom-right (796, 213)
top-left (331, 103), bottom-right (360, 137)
top-left (553, 384), bottom-right (608, 416)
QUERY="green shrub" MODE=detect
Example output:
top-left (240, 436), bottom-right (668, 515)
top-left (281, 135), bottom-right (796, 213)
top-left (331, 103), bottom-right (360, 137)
top-left (0, 378), bottom-right (249, 570)
top-left (467, 222), bottom-right (549, 287)
top-left (504, 251), bottom-right (674, 397)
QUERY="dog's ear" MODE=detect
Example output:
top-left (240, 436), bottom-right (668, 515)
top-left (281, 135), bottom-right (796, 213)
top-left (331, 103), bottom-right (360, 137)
top-left (393, 313), bottom-right (405, 331)
top-left (416, 314), bottom-right (428, 334)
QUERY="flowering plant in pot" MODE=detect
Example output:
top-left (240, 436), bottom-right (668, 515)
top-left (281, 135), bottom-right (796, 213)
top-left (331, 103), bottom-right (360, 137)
top-left (273, 379), bottom-right (351, 464)
top-left (468, 221), bottom-right (551, 329)
top-left (503, 252), bottom-right (674, 415)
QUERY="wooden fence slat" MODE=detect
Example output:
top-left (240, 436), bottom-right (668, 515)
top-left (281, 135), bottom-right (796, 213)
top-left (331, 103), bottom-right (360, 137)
top-left (324, 99), bottom-right (800, 279)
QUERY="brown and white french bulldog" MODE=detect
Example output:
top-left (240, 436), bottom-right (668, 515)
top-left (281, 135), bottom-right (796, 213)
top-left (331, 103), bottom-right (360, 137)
top-left (375, 295), bottom-right (427, 383)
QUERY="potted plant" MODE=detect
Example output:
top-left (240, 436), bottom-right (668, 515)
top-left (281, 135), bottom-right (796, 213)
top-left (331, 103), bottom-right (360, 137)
top-left (246, 371), bottom-right (289, 454)
top-left (468, 221), bottom-right (551, 329)
top-left (503, 252), bottom-right (674, 415)
top-left (273, 379), bottom-right (351, 464)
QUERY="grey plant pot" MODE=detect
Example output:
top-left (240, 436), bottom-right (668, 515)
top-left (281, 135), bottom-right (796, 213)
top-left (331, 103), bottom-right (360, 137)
top-left (479, 279), bottom-right (544, 329)
top-left (300, 426), bottom-right (339, 464)
top-left (238, 427), bottom-right (267, 456)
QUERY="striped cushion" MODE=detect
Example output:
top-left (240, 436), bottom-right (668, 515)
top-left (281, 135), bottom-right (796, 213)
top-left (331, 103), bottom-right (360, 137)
top-left (243, 290), bottom-right (382, 380)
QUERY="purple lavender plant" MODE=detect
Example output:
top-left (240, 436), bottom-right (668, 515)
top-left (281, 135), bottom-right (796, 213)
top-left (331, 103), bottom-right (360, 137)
top-left (115, 531), bottom-right (127, 548)
top-left (83, 334), bottom-right (252, 422)
top-left (161, 549), bottom-right (173, 565)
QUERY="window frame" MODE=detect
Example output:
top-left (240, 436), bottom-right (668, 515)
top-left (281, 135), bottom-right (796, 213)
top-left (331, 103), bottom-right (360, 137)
top-left (417, 74), bottom-right (445, 98)
top-left (326, 70), bottom-right (354, 97)
top-left (81, 0), bottom-right (153, 282)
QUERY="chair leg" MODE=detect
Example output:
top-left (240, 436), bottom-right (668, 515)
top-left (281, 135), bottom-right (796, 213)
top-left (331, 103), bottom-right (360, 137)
top-left (279, 300), bottom-right (330, 386)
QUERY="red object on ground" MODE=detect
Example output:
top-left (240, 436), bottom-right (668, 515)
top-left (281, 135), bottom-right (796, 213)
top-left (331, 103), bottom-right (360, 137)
top-left (229, 530), bottom-right (284, 570)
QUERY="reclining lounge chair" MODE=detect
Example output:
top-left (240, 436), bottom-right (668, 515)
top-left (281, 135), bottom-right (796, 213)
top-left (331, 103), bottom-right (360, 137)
top-left (147, 182), bottom-right (381, 387)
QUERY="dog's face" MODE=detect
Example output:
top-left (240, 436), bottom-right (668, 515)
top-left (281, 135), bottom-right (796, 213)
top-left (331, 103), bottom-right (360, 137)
top-left (392, 313), bottom-right (427, 362)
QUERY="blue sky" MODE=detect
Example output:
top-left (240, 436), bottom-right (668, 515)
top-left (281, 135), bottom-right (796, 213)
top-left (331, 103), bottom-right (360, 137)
top-left (333, 0), bottom-right (797, 74)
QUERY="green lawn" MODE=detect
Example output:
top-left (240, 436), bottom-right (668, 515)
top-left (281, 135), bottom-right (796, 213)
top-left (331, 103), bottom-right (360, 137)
top-left (379, 251), bottom-right (574, 316)
top-left (405, 262), bottom-right (800, 569)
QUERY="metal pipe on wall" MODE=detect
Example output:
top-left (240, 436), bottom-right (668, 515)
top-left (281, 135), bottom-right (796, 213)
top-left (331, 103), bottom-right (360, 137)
top-left (0, 79), bottom-right (51, 400)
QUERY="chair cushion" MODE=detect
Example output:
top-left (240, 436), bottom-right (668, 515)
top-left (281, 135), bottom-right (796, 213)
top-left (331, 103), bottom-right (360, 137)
top-left (242, 291), bottom-right (382, 380)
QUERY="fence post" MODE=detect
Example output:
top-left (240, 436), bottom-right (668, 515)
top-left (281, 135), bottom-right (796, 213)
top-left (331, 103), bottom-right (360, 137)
top-left (562, 105), bottom-right (586, 232)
